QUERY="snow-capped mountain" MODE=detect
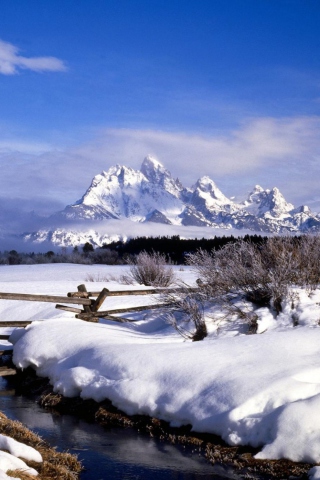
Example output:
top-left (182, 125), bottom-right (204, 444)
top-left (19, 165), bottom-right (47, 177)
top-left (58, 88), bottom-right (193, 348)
top-left (21, 155), bottom-right (320, 248)
top-left (58, 156), bottom-right (186, 225)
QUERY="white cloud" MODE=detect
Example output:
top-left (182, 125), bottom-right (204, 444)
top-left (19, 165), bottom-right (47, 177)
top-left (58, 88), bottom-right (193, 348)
top-left (0, 139), bottom-right (54, 155)
top-left (73, 116), bottom-right (320, 184)
top-left (0, 39), bottom-right (67, 75)
top-left (0, 116), bottom-right (320, 224)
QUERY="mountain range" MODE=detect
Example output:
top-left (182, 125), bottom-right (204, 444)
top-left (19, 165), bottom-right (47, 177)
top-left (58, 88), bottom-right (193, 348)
top-left (21, 155), bottom-right (320, 248)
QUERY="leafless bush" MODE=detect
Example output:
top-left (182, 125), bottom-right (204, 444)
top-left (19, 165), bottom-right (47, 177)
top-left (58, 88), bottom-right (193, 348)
top-left (164, 284), bottom-right (207, 341)
top-left (118, 274), bottom-right (136, 285)
top-left (85, 271), bottom-right (137, 285)
top-left (187, 242), bottom-right (271, 305)
top-left (85, 272), bottom-right (111, 282)
top-left (260, 235), bottom-right (320, 302)
top-left (187, 235), bottom-right (320, 317)
top-left (128, 250), bottom-right (175, 287)
top-left (295, 235), bottom-right (320, 292)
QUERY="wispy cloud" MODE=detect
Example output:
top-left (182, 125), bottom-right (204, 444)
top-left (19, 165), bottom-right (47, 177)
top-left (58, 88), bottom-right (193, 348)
top-left (0, 116), bottom-right (320, 226)
top-left (0, 39), bottom-right (67, 75)
top-left (74, 116), bottom-right (320, 183)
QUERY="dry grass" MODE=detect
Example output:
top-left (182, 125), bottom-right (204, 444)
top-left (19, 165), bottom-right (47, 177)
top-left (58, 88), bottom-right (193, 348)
top-left (84, 272), bottom-right (111, 282)
top-left (0, 412), bottom-right (82, 479)
top-left (84, 272), bottom-right (135, 284)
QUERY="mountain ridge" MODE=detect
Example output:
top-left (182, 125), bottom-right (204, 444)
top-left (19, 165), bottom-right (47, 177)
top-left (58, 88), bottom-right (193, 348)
top-left (21, 155), bottom-right (320, 248)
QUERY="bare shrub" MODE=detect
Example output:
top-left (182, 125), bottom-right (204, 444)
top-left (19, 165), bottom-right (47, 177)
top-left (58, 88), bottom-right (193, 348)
top-left (164, 285), bottom-right (207, 341)
top-left (85, 271), bottom-right (137, 285)
top-left (260, 235), bottom-right (320, 304)
top-left (118, 274), bottom-right (136, 285)
top-left (187, 242), bottom-right (271, 306)
top-left (85, 272), bottom-right (111, 282)
top-left (128, 250), bottom-right (175, 287)
top-left (295, 235), bottom-right (320, 293)
top-left (187, 235), bottom-right (320, 317)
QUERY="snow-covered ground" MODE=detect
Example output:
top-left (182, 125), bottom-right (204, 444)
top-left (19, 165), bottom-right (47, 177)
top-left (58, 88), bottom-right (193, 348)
top-left (2, 264), bottom-right (320, 474)
top-left (0, 433), bottom-right (41, 478)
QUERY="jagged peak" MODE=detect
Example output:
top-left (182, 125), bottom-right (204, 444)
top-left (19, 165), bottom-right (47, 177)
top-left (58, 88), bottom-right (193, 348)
top-left (194, 176), bottom-right (230, 203)
top-left (50, 155), bottom-right (320, 236)
top-left (246, 185), bottom-right (265, 202)
top-left (142, 154), bottom-right (163, 169)
top-left (140, 155), bottom-right (167, 182)
top-left (102, 164), bottom-right (136, 177)
top-left (252, 185), bottom-right (264, 194)
top-left (291, 205), bottom-right (311, 215)
top-left (258, 187), bottom-right (294, 217)
top-left (267, 187), bottom-right (290, 204)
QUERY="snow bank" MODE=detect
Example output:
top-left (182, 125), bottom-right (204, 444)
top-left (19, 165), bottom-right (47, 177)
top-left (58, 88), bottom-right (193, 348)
top-left (4, 264), bottom-right (320, 469)
top-left (0, 433), bottom-right (42, 477)
top-left (309, 466), bottom-right (320, 479)
top-left (0, 434), bottom-right (42, 463)
top-left (0, 450), bottom-right (38, 476)
top-left (12, 318), bottom-right (320, 464)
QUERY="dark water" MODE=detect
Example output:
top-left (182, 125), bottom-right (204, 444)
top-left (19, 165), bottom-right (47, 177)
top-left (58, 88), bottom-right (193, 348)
top-left (0, 378), bottom-right (239, 480)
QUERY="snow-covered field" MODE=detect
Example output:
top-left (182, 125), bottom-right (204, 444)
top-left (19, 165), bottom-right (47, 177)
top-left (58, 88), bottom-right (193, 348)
top-left (2, 264), bottom-right (320, 476)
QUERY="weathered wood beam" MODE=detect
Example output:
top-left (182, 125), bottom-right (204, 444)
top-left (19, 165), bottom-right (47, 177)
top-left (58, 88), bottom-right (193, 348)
top-left (76, 303), bottom-right (165, 318)
top-left (0, 334), bottom-right (11, 340)
top-left (55, 304), bottom-right (83, 314)
top-left (0, 366), bottom-right (17, 376)
top-left (0, 349), bottom-right (13, 356)
top-left (102, 303), bottom-right (168, 314)
top-left (76, 303), bottom-right (168, 321)
top-left (91, 288), bottom-right (109, 312)
top-left (77, 285), bottom-right (93, 313)
top-left (0, 321), bottom-right (32, 328)
top-left (68, 289), bottom-right (160, 297)
top-left (0, 292), bottom-right (92, 305)
top-left (68, 287), bottom-right (198, 297)
top-left (100, 315), bottom-right (132, 323)
top-left (0, 389), bottom-right (15, 396)
top-left (75, 314), bottom-right (98, 322)
top-left (75, 313), bottom-right (131, 323)
top-left (68, 291), bottom-right (89, 298)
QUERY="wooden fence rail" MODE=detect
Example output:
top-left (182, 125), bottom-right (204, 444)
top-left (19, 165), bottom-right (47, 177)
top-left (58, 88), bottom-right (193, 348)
top-left (67, 287), bottom-right (197, 298)
top-left (0, 292), bottom-right (92, 305)
top-left (0, 283), bottom-right (200, 375)
top-left (0, 283), bottom-right (199, 327)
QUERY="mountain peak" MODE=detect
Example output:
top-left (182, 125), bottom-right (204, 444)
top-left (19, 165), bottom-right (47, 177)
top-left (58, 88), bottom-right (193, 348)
top-left (258, 187), bottom-right (294, 218)
top-left (48, 156), bottom-right (320, 239)
top-left (194, 176), bottom-right (231, 204)
top-left (140, 155), bottom-right (165, 181)
top-left (143, 154), bottom-right (163, 167)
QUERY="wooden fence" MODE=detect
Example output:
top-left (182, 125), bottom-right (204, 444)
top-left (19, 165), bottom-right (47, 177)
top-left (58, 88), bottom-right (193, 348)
top-left (0, 283), bottom-right (197, 376)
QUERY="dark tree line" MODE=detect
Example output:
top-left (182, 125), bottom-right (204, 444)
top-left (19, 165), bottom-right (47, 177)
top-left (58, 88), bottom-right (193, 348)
top-left (0, 235), bottom-right (268, 266)
top-left (103, 234), bottom-right (268, 264)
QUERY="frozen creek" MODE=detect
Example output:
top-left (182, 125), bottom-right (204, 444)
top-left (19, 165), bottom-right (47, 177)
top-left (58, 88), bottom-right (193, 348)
top-left (0, 377), bottom-right (237, 480)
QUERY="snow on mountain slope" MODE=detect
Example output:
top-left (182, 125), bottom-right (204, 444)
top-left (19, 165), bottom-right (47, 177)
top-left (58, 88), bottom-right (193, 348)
top-left (59, 156), bottom-right (185, 225)
top-left (181, 176), bottom-right (242, 226)
top-left (23, 228), bottom-right (127, 247)
top-left (243, 186), bottom-right (293, 218)
top-left (17, 156), bottom-right (320, 248)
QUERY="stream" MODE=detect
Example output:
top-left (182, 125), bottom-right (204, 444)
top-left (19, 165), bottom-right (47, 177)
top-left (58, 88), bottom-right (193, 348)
top-left (0, 377), bottom-right (241, 480)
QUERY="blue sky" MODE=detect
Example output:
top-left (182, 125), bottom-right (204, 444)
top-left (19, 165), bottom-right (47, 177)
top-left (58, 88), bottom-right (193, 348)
top-left (1, 0), bottom-right (320, 227)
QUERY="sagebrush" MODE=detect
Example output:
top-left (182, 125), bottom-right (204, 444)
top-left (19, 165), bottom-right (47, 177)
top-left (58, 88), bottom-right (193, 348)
top-left (128, 250), bottom-right (175, 287)
top-left (187, 235), bottom-right (320, 316)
